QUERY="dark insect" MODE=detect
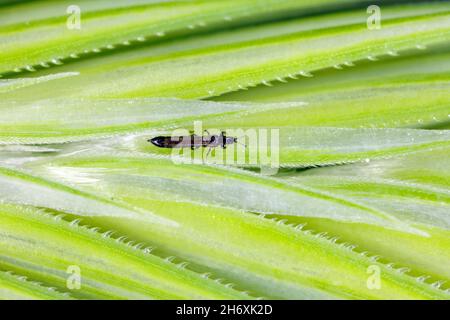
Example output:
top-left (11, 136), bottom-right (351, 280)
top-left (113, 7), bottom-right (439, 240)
top-left (149, 131), bottom-right (244, 157)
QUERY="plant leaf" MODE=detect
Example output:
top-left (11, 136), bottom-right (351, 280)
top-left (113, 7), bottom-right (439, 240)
top-left (0, 0), bottom-right (361, 75)
top-left (0, 270), bottom-right (73, 300)
top-left (3, 9), bottom-right (450, 99)
top-left (0, 202), bottom-right (252, 299)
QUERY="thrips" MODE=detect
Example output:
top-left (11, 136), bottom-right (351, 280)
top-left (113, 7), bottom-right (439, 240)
top-left (149, 131), bottom-right (244, 157)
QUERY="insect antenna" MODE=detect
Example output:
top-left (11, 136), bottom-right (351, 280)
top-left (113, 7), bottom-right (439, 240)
top-left (235, 136), bottom-right (248, 148)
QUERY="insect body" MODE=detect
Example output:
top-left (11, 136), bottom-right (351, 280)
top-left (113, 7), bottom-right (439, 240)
top-left (149, 131), bottom-right (241, 156)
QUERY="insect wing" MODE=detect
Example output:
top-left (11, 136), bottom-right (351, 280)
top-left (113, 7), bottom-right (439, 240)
top-left (150, 136), bottom-right (185, 148)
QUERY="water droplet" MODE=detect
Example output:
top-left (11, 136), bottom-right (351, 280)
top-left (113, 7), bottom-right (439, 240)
top-left (165, 256), bottom-right (175, 262)
top-left (155, 31), bottom-right (165, 37)
top-left (387, 50), bottom-right (399, 56)
top-left (432, 280), bottom-right (445, 289)
top-left (416, 275), bottom-right (430, 283)
top-left (51, 58), bottom-right (62, 65)
top-left (299, 71), bottom-right (313, 77)
top-left (69, 219), bottom-right (80, 226)
top-left (397, 267), bottom-right (410, 274)
top-left (116, 236), bottom-right (127, 243)
top-left (143, 247), bottom-right (153, 254)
